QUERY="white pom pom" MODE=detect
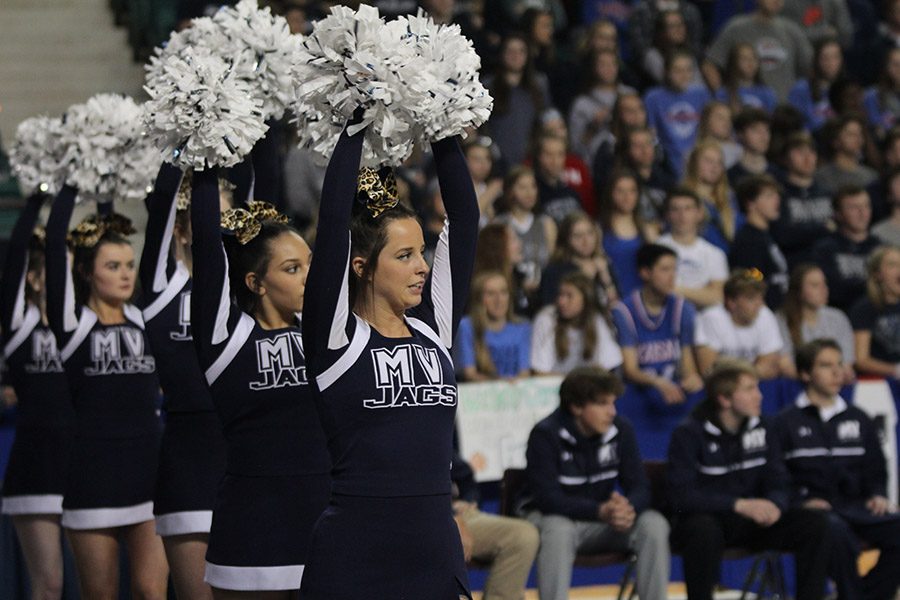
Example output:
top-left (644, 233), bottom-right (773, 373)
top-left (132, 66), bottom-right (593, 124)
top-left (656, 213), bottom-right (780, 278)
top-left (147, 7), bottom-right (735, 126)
top-left (58, 94), bottom-right (153, 202)
top-left (117, 118), bottom-right (164, 203)
top-left (291, 5), bottom-right (431, 167)
top-left (399, 10), bottom-right (493, 141)
top-left (212, 0), bottom-right (303, 121)
top-left (143, 46), bottom-right (268, 170)
top-left (9, 116), bottom-right (66, 196)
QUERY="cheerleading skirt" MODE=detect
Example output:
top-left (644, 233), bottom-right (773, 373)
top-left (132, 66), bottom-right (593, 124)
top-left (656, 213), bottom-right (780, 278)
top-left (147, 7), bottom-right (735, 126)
top-left (204, 471), bottom-right (331, 591)
top-left (299, 493), bottom-right (472, 600)
top-left (60, 430), bottom-right (160, 530)
top-left (154, 411), bottom-right (226, 537)
top-left (1, 425), bottom-right (75, 516)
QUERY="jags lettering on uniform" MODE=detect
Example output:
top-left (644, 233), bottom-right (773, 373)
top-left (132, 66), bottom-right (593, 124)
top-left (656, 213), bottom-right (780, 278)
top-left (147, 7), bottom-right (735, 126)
top-left (85, 327), bottom-right (156, 375)
top-left (169, 292), bottom-right (192, 342)
top-left (598, 443), bottom-right (618, 466)
top-left (249, 331), bottom-right (307, 390)
top-left (25, 330), bottom-right (63, 374)
top-left (837, 420), bottom-right (861, 442)
top-left (742, 428), bottom-right (767, 452)
top-left (363, 344), bottom-right (457, 409)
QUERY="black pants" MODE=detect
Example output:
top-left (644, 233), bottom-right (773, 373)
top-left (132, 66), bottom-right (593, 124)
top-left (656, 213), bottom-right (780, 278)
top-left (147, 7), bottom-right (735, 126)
top-left (826, 511), bottom-right (900, 600)
top-left (671, 509), bottom-right (830, 600)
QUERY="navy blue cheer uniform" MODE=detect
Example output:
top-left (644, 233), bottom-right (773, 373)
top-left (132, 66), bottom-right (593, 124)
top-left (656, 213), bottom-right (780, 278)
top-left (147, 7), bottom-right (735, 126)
top-left (775, 394), bottom-right (900, 600)
top-left (667, 404), bottom-right (830, 600)
top-left (0, 194), bottom-right (75, 516)
top-left (299, 125), bottom-right (479, 599)
top-left (189, 168), bottom-right (331, 591)
top-left (139, 164), bottom-right (226, 537)
top-left (46, 186), bottom-right (161, 529)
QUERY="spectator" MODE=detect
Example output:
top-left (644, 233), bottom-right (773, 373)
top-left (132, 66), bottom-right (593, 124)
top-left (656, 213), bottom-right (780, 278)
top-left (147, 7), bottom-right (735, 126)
top-left (787, 38), bottom-right (843, 131)
top-left (462, 136), bottom-right (503, 227)
top-left (611, 126), bottom-right (676, 224)
top-left (641, 10), bottom-right (704, 88)
top-left (644, 50), bottom-right (712, 178)
top-left (628, 0), bottom-right (704, 63)
top-left (727, 108), bottom-right (773, 188)
top-left (531, 272), bottom-right (623, 375)
top-left (775, 339), bottom-right (900, 600)
top-left (535, 111), bottom-right (597, 217)
top-left (451, 447), bottom-right (540, 600)
top-left (533, 133), bottom-right (584, 225)
top-left (872, 167), bottom-right (900, 245)
top-left (612, 244), bottom-right (703, 404)
top-left (522, 7), bottom-right (578, 110)
top-left (667, 359), bottom-right (831, 600)
top-left (591, 92), bottom-right (649, 186)
top-left (455, 271), bottom-right (532, 381)
top-left (850, 245), bottom-right (900, 376)
top-left (657, 188), bottom-right (729, 309)
top-left (729, 174), bottom-right (789, 308)
top-left (485, 33), bottom-right (551, 169)
top-left (695, 270), bottom-right (784, 379)
top-left (492, 0), bottom-right (568, 36)
top-left (682, 140), bottom-right (743, 254)
top-left (767, 104), bottom-right (808, 165)
top-left (776, 264), bottom-right (856, 381)
top-left (523, 367), bottom-right (670, 600)
top-left (703, 0), bottom-right (813, 100)
top-left (539, 212), bottom-right (618, 309)
top-left (781, 0), bottom-right (854, 48)
top-left (812, 186), bottom-right (879, 312)
top-left (816, 114), bottom-right (880, 197)
top-left (600, 170), bottom-right (658, 297)
top-left (474, 223), bottom-right (532, 317)
top-left (698, 101), bottom-right (742, 169)
top-left (863, 47), bottom-right (900, 138)
top-left (715, 43), bottom-right (778, 114)
top-left (578, 19), bottom-right (641, 89)
top-left (568, 49), bottom-right (636, 166)
top-left (494, 166), bottom-right (557, 296)
top-left (772, 132), bottom-right (834, 267)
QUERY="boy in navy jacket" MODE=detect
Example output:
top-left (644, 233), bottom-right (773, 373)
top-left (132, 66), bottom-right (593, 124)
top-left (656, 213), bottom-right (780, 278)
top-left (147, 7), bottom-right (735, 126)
top-left (776, 339), bottom-right (900, 600)
top-left (667, 359), bottom-right (830, 600)
top-left (523, 367), bottom-right (670, 600)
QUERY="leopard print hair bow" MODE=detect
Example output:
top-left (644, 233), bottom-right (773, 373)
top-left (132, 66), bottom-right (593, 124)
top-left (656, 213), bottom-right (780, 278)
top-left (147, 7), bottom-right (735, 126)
top-left (357, 167), bottom-right (399, 218)
top-left (67, 213), bottom-right (137, 248)
top-left (220, 200), bottom-right (290, 245)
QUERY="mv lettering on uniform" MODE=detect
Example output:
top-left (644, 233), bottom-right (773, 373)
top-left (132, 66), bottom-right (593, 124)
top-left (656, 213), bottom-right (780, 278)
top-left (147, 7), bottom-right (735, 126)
top-left (85, 327), bottom-right (155, 375)
top-left (364, 344), bottom-right (457, 409)
top-left (26, 330), bottom-right (63, 373)
top-left (169, 292), bottom-right (193, 341)
top-left (250, 332), bottom-right (307, 390)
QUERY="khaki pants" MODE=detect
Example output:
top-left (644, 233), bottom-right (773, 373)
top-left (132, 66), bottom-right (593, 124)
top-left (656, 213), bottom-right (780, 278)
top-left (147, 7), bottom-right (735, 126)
top-left (457, 504), bottom-right (540, 600)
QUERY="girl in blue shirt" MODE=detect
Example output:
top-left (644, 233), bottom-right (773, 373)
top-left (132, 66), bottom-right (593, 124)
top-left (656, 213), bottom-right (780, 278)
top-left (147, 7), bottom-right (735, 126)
top-left (863, 47), bottom-right (900, 138)
top-left (600, 170), bottom-right (658, 297)
top-left (682, 140), bottom-right (744, 253)
top-left (716, 43), bottom-right (777, 114)
top-left (788, 39), bottom-right (843, 132)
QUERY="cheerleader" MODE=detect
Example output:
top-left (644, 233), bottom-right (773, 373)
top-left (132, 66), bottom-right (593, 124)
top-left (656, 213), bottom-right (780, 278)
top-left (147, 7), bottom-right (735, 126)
top-left (189, 165), bottom-right (330, 599)
top-left (0, 193), bottom-right (75, 599)
top-left (139, 164), bottom-right (226, 599)
top-left (299, 118), bottom-right (479, 598)
top-left (45, 187), bottom-right (168, 599)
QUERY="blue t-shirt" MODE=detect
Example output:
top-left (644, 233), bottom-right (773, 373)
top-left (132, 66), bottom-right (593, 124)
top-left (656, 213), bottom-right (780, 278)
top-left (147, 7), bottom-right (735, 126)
top-left (612, 290), bottom-right (696, 381)
top-left (700, 196), bottom-right (745, 254)
top-left (787, 80), bottom-right (834, 131)
top-left (644, 85), bottom-right (711, 178)
top-left (454, 317), bottom-right (531, 378)
top-left (864, 87), bottom-right (898, 133)
top-left (715, 85), bottom-right (777, 113)
top-left (603, 231), bottom-right (643, 297)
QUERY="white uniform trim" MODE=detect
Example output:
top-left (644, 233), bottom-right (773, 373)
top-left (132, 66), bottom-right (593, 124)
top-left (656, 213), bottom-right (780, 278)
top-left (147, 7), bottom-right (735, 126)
top-left (1, 494), bottom-right (63, 515)
top-left (407, 317), bottom-right (451, 362)
top-left (698, 457), bottom-right (767, 476)
top-left (558, 470), bottom-right (619, 485)
top-left (123, 304), bottom-right (145, 328)
top-left (4, 304), bottom-right (40, 358)
top-left (430, 219), bottom-right (453, 348)
top-left (60, 309), bottom-right (98, 362)
top-left (63, 252), bottom-right (78, 333)
top-left (206, 313), bottom-right (255, 385)
top-left (153, 180), bottom-right (183, 293)
top-left (155, 510), bottom-right (212, 536)
top-left (317, 316), bottom-right (370, 391)
top-left (327, 233), bottom-right (352, 351)
top-left (212, 246), bottom-right (233, 346)
top-left (784, 446), bottom-right (866, 460)
top-left (10, 266), bottom-right (27, 332)
top-left (204, 562), bottom-right (305, 591)
top-left (61, 501), bottom-right (154, 529)
top-left (143, 263), bottom-right (190, 322)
